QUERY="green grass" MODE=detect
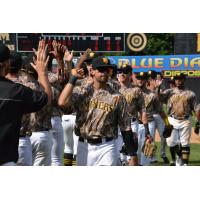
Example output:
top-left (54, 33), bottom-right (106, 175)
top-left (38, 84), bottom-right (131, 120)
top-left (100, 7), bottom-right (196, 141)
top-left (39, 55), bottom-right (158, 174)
top-left (152, 142), bottom-right (200, 166)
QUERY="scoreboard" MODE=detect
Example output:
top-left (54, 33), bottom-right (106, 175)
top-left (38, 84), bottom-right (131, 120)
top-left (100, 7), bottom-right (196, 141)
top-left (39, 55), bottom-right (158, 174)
top-left (16, 33), bottom-right (125, 52)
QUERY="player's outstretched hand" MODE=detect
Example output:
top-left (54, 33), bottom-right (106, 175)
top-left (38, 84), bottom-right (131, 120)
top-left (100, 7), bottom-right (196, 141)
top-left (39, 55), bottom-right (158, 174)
top-left (31, 40), bottom-right (49, 75)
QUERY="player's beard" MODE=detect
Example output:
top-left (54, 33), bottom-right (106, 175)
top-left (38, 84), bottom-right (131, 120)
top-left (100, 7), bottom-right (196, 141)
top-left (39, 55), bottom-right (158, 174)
top-left (98, 74), bottom-right (109, 83)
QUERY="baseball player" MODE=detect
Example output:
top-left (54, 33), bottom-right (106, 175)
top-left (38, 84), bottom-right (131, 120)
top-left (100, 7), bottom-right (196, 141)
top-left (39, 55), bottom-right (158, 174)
top-left (135, 72), bottom-right (160, 165)
top-left (168, 77), bottom-right (176, 89)
top-left (58, 55), bottom-right (137, 166)
top-left (62, 51), bottom-right (95, 166)
top-left (147, 70), bottom-right (170, 164)
top-left (48, 40), bottom-right (69, 166)
top-left (116, 64), bottom-right (149, 165)
top-left (158, 73), bottom-right (200, 166)
top-left (26, 41), bottom-right (60, 166)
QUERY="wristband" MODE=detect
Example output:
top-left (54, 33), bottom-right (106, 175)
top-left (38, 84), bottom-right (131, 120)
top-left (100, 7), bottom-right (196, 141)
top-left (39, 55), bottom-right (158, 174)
top-left (144, 123), bottom-right (150, 136)
top-left (68, 75), bottom-right (77, 86)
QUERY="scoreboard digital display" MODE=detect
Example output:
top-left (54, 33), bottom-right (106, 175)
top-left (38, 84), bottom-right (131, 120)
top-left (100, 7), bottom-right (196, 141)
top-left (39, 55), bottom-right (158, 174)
top-left (16, 33), bottom-right (125, 52)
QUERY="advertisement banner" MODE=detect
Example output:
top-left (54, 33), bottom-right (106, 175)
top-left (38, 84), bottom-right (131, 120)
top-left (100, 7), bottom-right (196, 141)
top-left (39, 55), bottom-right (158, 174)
top-left (108, 55), bottom-right (200, 77)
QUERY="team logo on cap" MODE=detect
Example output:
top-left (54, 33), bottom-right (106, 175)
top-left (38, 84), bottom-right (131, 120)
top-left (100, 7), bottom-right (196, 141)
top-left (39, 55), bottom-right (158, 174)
top-left (102, 58), bottom-right (109, 64)
top-left (140, 72), bottom-right (144, 76)
top-left (89, 52), bottom-right (95, 58)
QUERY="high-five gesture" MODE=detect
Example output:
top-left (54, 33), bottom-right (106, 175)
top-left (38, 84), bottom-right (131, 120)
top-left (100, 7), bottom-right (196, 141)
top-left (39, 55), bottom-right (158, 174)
top-left (64, 49), bottom-right (74, 63)
top-left (31, 40), bottom-right (52, 104)
top-left (31, 40), bottom-right (49, 74)
top-left (50, 40), bottom-right (66, 64)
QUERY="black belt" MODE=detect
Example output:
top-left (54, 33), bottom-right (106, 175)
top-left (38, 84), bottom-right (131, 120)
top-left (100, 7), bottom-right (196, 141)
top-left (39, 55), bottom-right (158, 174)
top-left (170, 115), bottom-right (189, 120)
top-left (19, 134), bottom-right (31, 138)
top-left (32, 128), bottom-right (50, 132)
top-left (132, 117), bottom-right (137, 122)
top-left (79, 136), bottom-right (113, 145)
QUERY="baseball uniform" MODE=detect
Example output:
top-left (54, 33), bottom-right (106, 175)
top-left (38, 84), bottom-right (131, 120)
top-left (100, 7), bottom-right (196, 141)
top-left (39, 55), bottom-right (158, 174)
top-left (66, 83), bottom-right (131, 166)
top-left (160, 87), bottom-right (198, 165)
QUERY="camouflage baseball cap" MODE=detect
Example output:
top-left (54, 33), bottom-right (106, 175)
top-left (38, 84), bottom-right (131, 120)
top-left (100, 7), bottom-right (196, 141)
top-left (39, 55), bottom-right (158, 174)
top-left (147, 70), bottom-right (157, 79)
top-left (117, 64), bottom-right (132, 74)
top-left (174, 73), bottom-right (187, 80)
top-left (136, 71), bottom-right (148, 80)
top-left (92, 56), bottom-right (113, 69)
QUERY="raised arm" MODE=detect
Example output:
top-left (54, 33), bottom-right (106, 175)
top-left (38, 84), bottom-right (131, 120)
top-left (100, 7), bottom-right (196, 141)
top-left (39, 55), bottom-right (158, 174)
top-left (58, 48), bottom-right (91, 108)
top-left (31, 40), bottom-right (52, 105)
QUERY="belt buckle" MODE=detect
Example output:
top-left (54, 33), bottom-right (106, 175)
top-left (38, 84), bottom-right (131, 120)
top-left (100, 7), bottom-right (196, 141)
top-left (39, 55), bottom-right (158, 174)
top-left (84, 138), bottom-right (88, 143)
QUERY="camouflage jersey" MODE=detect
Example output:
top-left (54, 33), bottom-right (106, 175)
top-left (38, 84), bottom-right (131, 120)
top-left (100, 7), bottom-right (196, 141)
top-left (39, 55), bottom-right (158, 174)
top-left (119, 86), bottom-right (146, 120)
top-left (76, 76), bottom-right (94, 87)
top-left (149, 89), bottom-right (164, 115)
top-left (67, 84), bottom-right (131, 139)
top-left (140, 88), bottom-right (160, 122)
top-left (63, 76), bottom-right (95, 116)
top-left (48, 71), bottom-right (63, 117)
top-left (159, 87), bottom-right (198, 120)
top-left (108, 78), bottom-right (121, 91)
top-left (20, 73), bottom-right (54, 132)
top-left (78, 77), bottom-right (120, 91)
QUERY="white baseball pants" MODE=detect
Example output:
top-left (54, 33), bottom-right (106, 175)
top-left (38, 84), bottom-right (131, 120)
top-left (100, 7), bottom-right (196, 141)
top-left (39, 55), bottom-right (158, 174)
top-left (167, 117), bottom-right (192, 147)
top-left (62, 115), bottom-right (78, 155)
top-left (30, 131), bottom-right (52, 166)
top-left (17, 136), bottom-right (32, 166)
top-left (77, 139), bottom-right (118, 166)
top-left (51, 116), bottom-right (64, 166)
